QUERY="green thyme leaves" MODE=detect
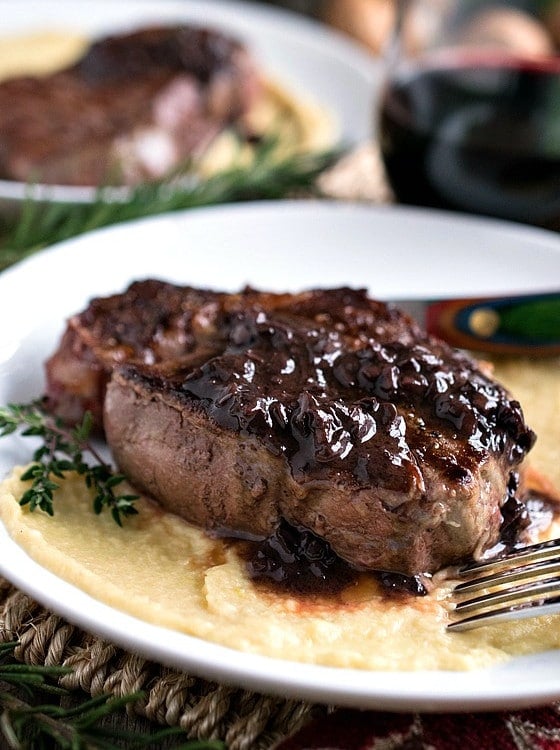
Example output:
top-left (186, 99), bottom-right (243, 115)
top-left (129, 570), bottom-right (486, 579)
top-left (0, 401), bottom-right (138, 525)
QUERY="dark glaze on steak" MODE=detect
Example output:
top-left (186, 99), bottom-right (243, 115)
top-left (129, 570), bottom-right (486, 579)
top-left (45, 281), bottom-right (535, 579)
top-left (45, 280), bottom-right (227, 427)
top-left (0, 25), bottom-right (260, 186)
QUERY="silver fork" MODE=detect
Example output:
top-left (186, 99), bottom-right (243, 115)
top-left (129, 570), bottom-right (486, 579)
top-left (447, 538), bottom-right (560, 632)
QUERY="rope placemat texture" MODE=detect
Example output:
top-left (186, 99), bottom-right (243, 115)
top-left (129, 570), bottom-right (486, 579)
top-left (0, 142), bottom-right (388, 749)
top-left (0, 578), bottom-right (328, 749)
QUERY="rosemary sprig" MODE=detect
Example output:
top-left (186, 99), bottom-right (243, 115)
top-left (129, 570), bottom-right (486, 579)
top-left (0, 642), bottom-right (70, 699)
top-left (1, 692), bottom-right (225, 749)
top-left (0, 140), bottom-right (341, 269)
top-left (0, 643), bottom-right (224, 749)
top-left (0, 401), bottom-right (138, 525)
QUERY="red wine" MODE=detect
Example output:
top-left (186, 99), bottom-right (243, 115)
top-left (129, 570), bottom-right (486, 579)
top-left (379, 55), bottom-right (560, 230)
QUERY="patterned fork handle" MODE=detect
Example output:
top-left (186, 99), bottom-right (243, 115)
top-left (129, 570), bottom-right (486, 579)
top-left (394, 291), bottom-right (560, 356)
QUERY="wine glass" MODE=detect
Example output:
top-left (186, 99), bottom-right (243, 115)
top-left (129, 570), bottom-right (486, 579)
top-left (377, 0), bottom-right (560, 231)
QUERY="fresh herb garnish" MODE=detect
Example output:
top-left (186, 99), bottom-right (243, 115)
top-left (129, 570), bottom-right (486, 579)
top-left (0, 139), bottom-right (341, 270)
top-left (0, 641), bottom-right (225, 749)
top-left (0, 401), bottom-right (138, 525)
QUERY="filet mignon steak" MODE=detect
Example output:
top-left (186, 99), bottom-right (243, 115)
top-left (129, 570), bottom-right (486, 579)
top-left (45, 281), bottom-right (536, 578)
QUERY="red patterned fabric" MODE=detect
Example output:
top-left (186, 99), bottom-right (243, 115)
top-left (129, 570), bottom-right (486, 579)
top-left (277, 705), bottom-right (560, 749)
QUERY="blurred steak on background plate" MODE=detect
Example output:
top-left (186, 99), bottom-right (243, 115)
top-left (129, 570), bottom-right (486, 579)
top-left (0, 25), bottom-right (261, 186)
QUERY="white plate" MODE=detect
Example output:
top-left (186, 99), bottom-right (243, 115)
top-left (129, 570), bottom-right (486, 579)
top-left (0, 0), bottom-right (380, 205)
top-left (1, 201), bottom-right (560, 712)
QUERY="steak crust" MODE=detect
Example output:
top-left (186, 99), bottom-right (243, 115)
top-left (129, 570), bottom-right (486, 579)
top-left (0, 25), bottom-right (260, 186)
top-left (45, 281), bottom-right (536, 577)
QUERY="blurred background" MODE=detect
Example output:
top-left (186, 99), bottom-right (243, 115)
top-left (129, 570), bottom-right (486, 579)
top-left (254, 0), bottom-right (560, 232)
top-left (251, 0), bottom-right (322, 18)
top-left (251, 0), bottom-right (395, 56)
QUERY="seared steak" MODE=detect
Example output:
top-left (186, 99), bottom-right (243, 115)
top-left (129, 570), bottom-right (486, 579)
top-left (45, 281), bottom-right (535, 577)
top-left (0, 25), bottom-right (260, 186)
top-left (45, 280), bottom-right (227, 426)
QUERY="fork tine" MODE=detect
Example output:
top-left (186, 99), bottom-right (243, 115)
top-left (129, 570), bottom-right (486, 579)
top-left (458, 537), bottom-right (560, 577)
top-left (449, 579), bottom-right (560, 632)
top-left (454, 575), bottom-right (560, 614)
top-left (447, 597), bottom-right (560, 632)
top-left (454, 558), bottom-right (560, 595)
top-left (447, 538), bottom-right (560, 631)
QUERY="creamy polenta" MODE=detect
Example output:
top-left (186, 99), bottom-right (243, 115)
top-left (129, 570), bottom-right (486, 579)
top-left (0, 358), bottom-right (559, 672)
top-left (196, 74), bottom-right (337, 177)
top-left (0, 31), bottom-right (88, 81)
top-left (490, 356), bottom-right (560, 491)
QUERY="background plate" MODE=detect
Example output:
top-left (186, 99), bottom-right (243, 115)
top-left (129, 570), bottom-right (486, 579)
top-left (0, 0), bottom-right (380, 205)
top-left (0, 202), bottom-right (560, 711)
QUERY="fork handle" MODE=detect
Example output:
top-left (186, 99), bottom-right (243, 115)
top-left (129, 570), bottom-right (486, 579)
top-left (425, 292), bottom-right (560, 356)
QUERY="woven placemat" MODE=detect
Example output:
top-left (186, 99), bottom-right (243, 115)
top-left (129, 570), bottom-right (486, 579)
top-left (0, 143), bottom-right (389, 749)
top-left (0, 577), bottom-right (328, 749)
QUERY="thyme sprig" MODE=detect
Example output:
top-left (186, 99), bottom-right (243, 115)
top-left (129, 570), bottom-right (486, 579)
top-left (0, 643), bottom-right (224, 749)
top-left (0, 401), bottom-right (138, 525)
